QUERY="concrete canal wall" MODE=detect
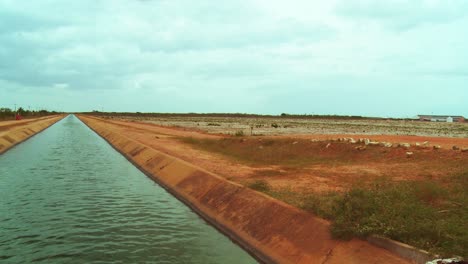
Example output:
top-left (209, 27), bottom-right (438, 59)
top-left (78, 115), bottom-right (409, 264)
top-left (0, 115), bottom-right (65, 155)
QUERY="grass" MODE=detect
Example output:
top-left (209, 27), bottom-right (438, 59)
top-left (248, 180), bottom-right (271, 192)
top-left (246, 174), bottom-right (467, 258)
top-left (178, 137), bottom-right (359, 167)
top-left (300, 174), bottom-right (468, 258)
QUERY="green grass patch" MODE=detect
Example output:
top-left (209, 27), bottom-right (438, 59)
top-left (177, 137), bottom-right (352, 167)
top-left (299, 175), bottom-right (468, 258)
top-left (248, 180), bottom-right (271, 192)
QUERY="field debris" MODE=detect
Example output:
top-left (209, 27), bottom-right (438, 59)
top-left (426, 257), bottom-right (466, 264)
top-left (452, 146), bottom-right (460, 151)
top-left (355, 146), bottom-right (366, 151)
top-left (406, 152), bottom-right (414, 158)
top-left (326, 143), bottom-right (331, 149)
top-left (433, 145), bottom-right (441, 150)
top-left (461, 148), bottom-right (468, 153)
top-left (399, 143), bottom-right (411, 149)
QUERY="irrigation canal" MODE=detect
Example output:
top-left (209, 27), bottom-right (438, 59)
top-left (0, 115), bottom-right (256, 263)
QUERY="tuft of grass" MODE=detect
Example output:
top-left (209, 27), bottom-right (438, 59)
top-left (300, 192), bottom-right (341, 220)
top-left (248, 180), bottom-right (271, 193)
top-left (234, 130), bottom-right (245, 137)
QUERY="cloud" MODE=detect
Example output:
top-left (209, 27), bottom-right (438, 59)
top-left (0, 0), bottom-right (467, 116)
top-left (335, 0), bottom-right (468, 30)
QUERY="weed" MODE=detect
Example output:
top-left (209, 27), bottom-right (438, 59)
top-left (234, 130), bottom-right (245, 137)
top-left (326, 178), bottom-right (467, 257)
top-left (248, 180), bottom-right (271, 192)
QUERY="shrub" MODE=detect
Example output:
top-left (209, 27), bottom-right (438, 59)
top-left (328, 180), bottom-right (466, 257)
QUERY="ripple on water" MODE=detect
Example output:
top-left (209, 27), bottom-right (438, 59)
top-left (0, 115), bottom-right (256, 264)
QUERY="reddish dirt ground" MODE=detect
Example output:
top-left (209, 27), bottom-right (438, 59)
top-left (87, 116), bottom-right (468, 193)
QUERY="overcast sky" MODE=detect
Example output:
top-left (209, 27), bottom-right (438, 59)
top-left (0, 0), bottom-right (467, 117)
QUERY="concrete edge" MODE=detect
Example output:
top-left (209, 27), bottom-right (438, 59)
top-left (0, 115), bottom-right (66, 155)
top-left (367, 235), bottom-right (437, 264)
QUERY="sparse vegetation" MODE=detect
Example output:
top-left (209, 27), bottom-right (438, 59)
top-left (0, 107), bottom-right (59, 120)
top-left (234, 130), bottom-right (245, 137)
top-left (296, 175), bottom-right (468, 258)
top-left (248, 180), bottom-right (271, 192)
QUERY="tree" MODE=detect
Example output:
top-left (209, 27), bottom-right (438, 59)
top-left (17, 107), bottom-right (26, 115)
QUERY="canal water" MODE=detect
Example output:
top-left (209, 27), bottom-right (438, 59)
top-left (0, 115), bottom-right (256, 263)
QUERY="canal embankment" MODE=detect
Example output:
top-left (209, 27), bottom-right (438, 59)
top-left (0, 115), bottom-right (65, 154)
top-left (77, 114), bottom-right (411, 264)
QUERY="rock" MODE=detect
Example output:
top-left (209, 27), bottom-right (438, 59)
top-left (415, 142), bottom-right (420, 147)
top-left (406, 152), bottom-right (414, 157)
top-left (401, 143), bottom-right (411, 149)
top-left (433, 145), bottom-right (441, 150)
top-left (355, 146), bottom-right (366, 151)
top-left (461, 148), bottom-right (468, 152)
top-left (452, 145), bottom-right (460, 150)
top-left (349, 138), bottom-right (357, 144)
top-left (384, 143), bottom-right (393, 148)
top-left (423, 141), bottom-right (429, 146)
top-left (292, 141), bottom-right (298, 145)
top-left (426, 257), bottom-right (465, 264)
top-left (364, 138), bottom-right (371, 145)
top-left (326, 143), bottom-right (331, 148)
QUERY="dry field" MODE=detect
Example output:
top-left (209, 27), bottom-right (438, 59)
top-left (110, 115), bottom-right (468, 138)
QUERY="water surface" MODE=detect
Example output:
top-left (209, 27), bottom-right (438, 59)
top-left (0, 115), bottom-right (256, 263)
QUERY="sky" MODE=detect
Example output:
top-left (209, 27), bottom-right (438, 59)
top-left (0, 0), bottom-right (467, 117)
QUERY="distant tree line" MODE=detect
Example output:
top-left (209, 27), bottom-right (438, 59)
top-left (0, 107), bottom-right (59, 120)
top-left (82, 111), bottom-right (388, 120)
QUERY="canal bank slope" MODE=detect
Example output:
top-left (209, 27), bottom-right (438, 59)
top-left (0, 115), bottom-right (66, 154)
top-left (78, 115), bottom-right (410, 264)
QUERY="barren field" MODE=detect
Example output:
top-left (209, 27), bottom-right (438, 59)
top-left (90, 115), bottom-right (467, 257)
top-left (110, 115), bottom-right (468, 138)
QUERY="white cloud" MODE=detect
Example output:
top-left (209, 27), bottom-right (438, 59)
top-left (0, 0), bottom-right (466, 116)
